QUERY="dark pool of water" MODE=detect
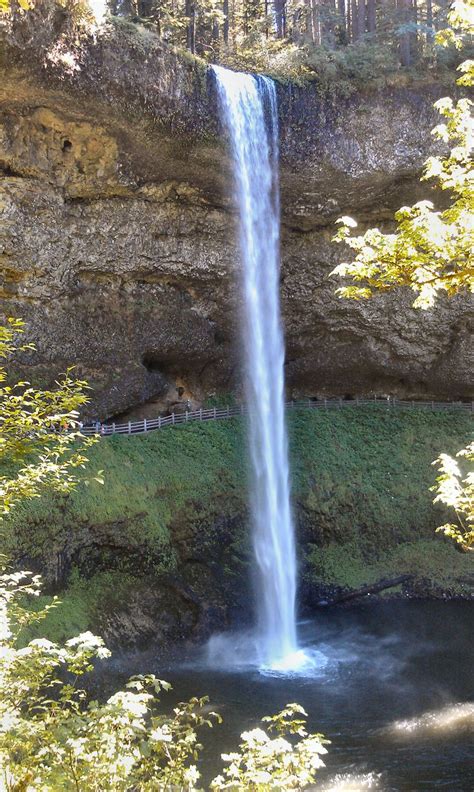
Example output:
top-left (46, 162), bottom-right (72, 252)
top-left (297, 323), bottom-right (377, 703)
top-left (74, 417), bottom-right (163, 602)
top-left (105, 601), bottom-right (474, 791)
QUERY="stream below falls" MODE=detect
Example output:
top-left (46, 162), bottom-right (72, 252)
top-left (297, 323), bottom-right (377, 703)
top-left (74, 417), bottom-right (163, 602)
top-left (102, 601), bottom-right (473, 791)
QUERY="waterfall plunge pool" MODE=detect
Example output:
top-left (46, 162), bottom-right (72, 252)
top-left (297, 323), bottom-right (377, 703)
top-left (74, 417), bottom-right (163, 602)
top-left (102, 600), bottom-right (473, 791)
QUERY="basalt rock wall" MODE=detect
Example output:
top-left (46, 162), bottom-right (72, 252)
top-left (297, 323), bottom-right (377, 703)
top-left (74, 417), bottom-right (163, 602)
top-left (0, 10), bottom-right (472, 418)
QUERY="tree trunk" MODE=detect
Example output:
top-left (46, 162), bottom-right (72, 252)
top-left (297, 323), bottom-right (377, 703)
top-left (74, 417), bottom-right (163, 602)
top-left (398, 0), bottom-right (411, 66)
top-left (223, 0), bottom-right (229, 43)
top-left (410, 0), bottom-right (418, 58)
top-left (305, 0), bottom-right (313, 41)
top-left (357, 0), bottom-right (366, 38)
top-left (351, 0), bottom-right (358, 39)
top-left (311, 0), bottom-right (321, 44)
top-left (367, 0), bottom-right (375, 33)
top-left (137, 0), bottom-right (153, 16)
top-left (274, 0), bottom-right (286, 37)
top-left (322, 0), bottom-right (336, 44)
top-left (317, 575), bottom-right (412, 606)
top-left (338, 0), bottom-right (346, 38)
top-left (185, 0), bottom-right (196, 52)
top-left (292, 7), bottom-right (303, 41)
top-left (426, 0), bottom-right (434, 41)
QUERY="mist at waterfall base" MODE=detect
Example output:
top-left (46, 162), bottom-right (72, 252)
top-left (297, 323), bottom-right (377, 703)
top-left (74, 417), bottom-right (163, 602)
top-left (209, 65), bottom-right (318, 674)
top-left (183, 604), bottom-right (474, 790)
top-left (102, 602), bottom-right (473, 790)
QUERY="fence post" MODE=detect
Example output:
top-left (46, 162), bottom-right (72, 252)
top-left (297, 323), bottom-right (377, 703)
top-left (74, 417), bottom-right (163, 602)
top-left (144, 419), bottom-right (147, 432)
top-left (128, 422), bottom-right (131, 435)
top-left (172, 412), bottom-right (175, 425)
top-left (356, 397), bottom-right (359, 406)
top-left (214, 407), bottom-right (217, 419)
top-left (185, 411), bottom-right (188, 422)
top-left (200, 408), bottom-right (203, 421)
top-left (324, 398), bottom-right (327, 409)
top-left (158, 415), bottom-right (161, 429)
top-left (112, 422), bottom-right (116, 434)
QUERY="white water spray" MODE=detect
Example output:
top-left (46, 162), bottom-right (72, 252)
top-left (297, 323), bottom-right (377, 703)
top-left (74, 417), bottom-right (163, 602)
top-left (212, 66), bottom-right (306, 671)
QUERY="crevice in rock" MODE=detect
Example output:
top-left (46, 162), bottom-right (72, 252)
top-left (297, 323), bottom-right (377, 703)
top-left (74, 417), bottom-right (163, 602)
top-left (0, 162), bottom-right (26, 178)
top-left (141, 352), bottom-right (171, 374)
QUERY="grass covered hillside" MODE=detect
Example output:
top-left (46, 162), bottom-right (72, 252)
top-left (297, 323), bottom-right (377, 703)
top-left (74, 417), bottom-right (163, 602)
top-left (6, 406), bottom-right (472, 645)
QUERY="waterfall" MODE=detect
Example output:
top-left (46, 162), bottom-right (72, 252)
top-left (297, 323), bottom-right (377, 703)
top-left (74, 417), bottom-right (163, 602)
top-left (212, 66), bottom-right (303, 670)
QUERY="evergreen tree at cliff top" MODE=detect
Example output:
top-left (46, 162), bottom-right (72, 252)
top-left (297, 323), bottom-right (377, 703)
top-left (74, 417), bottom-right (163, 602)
top-left (111, 0), bottom-right (471, 79)
top-left (2, 0), bottom-right (467, 81)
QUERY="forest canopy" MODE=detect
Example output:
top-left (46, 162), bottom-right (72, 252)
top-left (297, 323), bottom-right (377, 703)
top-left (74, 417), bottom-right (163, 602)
top-left (108, 0), bottom-right (472, 79)
top-left (2, 0), bottom-right (471, 83)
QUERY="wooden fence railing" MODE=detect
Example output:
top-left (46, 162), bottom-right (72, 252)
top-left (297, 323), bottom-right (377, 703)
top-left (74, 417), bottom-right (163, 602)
top-left (81, 397), bottom-right (473, 437)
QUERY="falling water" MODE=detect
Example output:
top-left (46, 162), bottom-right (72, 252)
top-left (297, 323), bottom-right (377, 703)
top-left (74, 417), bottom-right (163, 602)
top-left (212, 66), bottom-right (305, 670)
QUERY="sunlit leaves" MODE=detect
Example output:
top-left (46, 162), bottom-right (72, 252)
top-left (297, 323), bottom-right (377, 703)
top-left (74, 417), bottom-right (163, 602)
top-left (0, 0), bottom-right (32, 14)
top-left (0, 570), bottom-right (221, 790)
top-left (0, 320), bottom-right (97, 520)
top-left (457, 59), bottom-right (474, 87)
top-left (211, 703), bottom-right (329, 790)
top-left (433, 442), bottom-right (474, 552)
top-left (440, 0), bottom-right (474, 43)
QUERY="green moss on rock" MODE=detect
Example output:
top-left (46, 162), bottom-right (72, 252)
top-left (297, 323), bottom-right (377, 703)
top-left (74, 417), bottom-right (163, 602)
top-left (19, 569), bottom-right (139, 645)
top-left (304, 540), bottom-right (473, 596)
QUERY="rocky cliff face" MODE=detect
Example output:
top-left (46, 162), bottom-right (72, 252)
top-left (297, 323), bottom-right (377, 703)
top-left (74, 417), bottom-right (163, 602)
top-left (1, 10), bottom-right (472, 418)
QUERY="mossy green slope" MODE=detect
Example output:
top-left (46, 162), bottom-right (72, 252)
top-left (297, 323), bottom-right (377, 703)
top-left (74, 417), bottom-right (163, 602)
top-left (7, 418), bottom-right (247, 568)
top-left (7, 406), bottom-right (473, 642)
top-left (289, 407), bottom-right (473, 594)
top-left (291, 406), bottom-right (470, 546)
